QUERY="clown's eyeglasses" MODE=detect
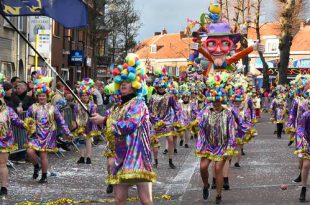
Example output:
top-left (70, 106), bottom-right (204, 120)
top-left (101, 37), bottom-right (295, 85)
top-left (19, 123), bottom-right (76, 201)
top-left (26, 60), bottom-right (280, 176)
top-left (204, 39), bottom-right (233, 53)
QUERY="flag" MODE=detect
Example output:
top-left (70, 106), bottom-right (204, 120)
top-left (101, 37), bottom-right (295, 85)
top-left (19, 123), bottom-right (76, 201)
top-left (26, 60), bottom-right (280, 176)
top-left (0, 0), bottom-right (88, 28)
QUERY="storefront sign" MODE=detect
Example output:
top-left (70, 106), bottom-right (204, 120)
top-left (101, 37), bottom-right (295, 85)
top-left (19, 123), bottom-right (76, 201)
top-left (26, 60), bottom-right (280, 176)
top-left (69, 50), bottom-right (84, 66)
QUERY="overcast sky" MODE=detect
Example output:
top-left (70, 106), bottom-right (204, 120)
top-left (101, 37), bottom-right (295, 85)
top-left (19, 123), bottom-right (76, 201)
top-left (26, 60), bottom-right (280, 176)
top-left (134, 0), bottom-right (309, 42)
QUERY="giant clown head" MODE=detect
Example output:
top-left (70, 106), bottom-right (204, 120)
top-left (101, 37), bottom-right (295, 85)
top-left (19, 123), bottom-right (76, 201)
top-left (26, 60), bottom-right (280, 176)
top-left (202, 22), bottom-right (240, 67)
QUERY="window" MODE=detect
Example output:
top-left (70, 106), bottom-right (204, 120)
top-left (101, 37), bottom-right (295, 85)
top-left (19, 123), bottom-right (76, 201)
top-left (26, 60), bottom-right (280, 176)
top-left (176, 67), bottom-right (179, 76)
top-left (1, 62), bottom-right (15, 79)
top-left (52, 20), bottom-right (60, 36)
top-left (3, 16), bottom-right (12, 28)
top-left (266, 39), bottom-right (279, 53)
top-left (150, 45), bottom-right (157, 53)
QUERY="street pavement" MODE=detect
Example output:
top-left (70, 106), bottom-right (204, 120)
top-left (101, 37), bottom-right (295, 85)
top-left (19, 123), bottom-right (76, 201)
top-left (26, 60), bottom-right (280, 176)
top-left (6, 112), bottom-right (305, 204)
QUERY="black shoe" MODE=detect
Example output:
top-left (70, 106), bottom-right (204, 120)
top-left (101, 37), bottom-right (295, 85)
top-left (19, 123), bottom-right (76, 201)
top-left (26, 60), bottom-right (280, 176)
top-left (184, 144), bottom-right (189, 148)
top-left (33, 164), bottom-right (40, 180)
top-left (288, 140), bottom-right (294, 146)
top-left (211, 177), bottom-right (216, 189)
top-left (153, 159), bottom-right (158, 168)
top-left (215, 195), bottom-right (222, 204)
top-left (203, 185), bottom-right (210, 200)
top-left (169, 159), bottom-right (176, 169)
top-left (163, 149), bottom-right (168, 155)
top-left (274, 131), bottom-right (277, 134)
top-left (86, 158), bottom-right (91, 164)
top-left (293, 174), bottom-right (302, 183)
top-left (223, 177), bottom-right (230, 190)
top-left (174, 149), bottom-right (178, 154)
top-left (179, 140), bottom-right (184, 146)
top-left (277, 135), bottom-right (281, 139)
top-left (38, 177), bottom-right (47, 184)
top-left (0, 187), bottom-right (7, 195)
top-left (77, 157), bottom-right (85, 164)
top-left (300, 187), bottom-right (307, 202)
top-left (234, 163), bottom-right (241, 168)
top-left (106, 184), bottom-right (113, 194)
top-left (241, 149), bottom-right (245, 156)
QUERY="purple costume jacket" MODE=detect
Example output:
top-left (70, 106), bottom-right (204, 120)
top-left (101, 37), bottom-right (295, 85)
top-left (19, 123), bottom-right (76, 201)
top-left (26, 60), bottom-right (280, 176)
top-left (195, 106), bottom-right (237, 161)
top-left (73, 101), bottom-right (100, 138)
top-left (26, 103), bottom-right (71, 152)
top-left (0, 105), bottom-right (24, 153)
top-left (107, 97), bottom-right (157, 185)
top-left (148, 92), bottom-right (180, 138)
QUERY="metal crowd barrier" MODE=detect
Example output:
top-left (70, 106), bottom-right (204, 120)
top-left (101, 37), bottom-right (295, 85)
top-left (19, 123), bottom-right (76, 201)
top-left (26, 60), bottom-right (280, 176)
top-left (11, 106), bottom-right (75, 154)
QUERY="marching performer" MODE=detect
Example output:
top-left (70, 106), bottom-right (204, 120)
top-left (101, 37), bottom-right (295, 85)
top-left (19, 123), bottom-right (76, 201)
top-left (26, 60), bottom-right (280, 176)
top-left (0, 73), bottom-right (25, 195)
top-left (91, 54), bottom-right (156, 205)
top-left (25, 70), bottom-right (72, 183)
top-left (73, 78), bottom-right (100, 164)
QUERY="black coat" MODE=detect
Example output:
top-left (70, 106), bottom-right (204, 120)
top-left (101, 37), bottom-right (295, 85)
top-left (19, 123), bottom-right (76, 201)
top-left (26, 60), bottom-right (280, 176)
top-left (11, 91), bottom-right (36, 111)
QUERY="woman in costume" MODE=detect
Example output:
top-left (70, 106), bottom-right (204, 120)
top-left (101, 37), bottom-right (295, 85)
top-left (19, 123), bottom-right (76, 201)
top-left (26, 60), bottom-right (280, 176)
top-left (25, 71), bottom-right (72, 183)
top-left (295, 99), bottom-right (310, 202)
top-left (195, 72), bottom-right (237, 204)
top-left (0, 73), bottom-right (25, 195)
top-left (178, 83), bottom-right (195, 148)
top-left (269, 85), bottom-right (287, 139)
top-left (73, 78), bottom-right (100, 164)
top-left (91, 54), bottom-right (156, 205)
top-left (288, 75), bottom-right (310, 184)
top-left (102, 83), bottom-right (116, 194)
top-left (149, 68), bottom-right (181, 169)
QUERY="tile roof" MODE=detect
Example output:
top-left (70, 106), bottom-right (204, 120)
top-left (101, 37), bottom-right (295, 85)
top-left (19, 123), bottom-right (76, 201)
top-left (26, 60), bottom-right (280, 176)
top-left (135, 33), bottom-right (191, 59)
top-left (291, 25), bottom-right (310, 51)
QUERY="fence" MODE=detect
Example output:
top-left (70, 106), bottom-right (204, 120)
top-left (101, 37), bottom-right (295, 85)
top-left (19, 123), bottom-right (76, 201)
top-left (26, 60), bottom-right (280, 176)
top-left (11, 106), bottom-right (75, 154)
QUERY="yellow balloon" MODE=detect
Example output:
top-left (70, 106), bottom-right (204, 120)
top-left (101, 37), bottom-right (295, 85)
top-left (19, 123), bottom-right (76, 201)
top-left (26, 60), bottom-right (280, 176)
top-left (132, 81), bottom-right (141, 89)
top-left (121, 69), bottom-right (128, 75)
top-left (114, 83), bottom-right (120, 90)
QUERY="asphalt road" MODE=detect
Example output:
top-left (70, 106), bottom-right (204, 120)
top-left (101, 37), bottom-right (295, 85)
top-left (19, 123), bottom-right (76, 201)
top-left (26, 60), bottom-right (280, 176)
top-left (6, 113), bottom-right (305, 204)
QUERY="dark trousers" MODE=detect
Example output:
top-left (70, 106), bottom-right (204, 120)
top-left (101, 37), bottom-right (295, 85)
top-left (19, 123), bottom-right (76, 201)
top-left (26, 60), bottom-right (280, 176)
top-left (277, 123), bottom-right (284, 138)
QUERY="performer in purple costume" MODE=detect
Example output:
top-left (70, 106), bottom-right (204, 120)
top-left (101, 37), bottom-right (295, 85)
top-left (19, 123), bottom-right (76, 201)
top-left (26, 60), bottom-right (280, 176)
top-left (25, 72), bottom-right (72, 184)
top-left (149, 67), bottom-right (181, 169)
top-left (195, 72), bottom-right (237, 203)
top-left (0, 73), bottom-right (25, 195)
top-left (73, 78), bottom-right (100, 165)
top-left (91, 54), bottom-right (156, 205)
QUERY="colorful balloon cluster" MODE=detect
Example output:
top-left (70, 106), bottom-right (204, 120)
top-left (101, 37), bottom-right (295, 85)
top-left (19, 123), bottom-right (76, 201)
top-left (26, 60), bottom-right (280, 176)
top-left (230, 74), bottom-right (248, 102)
top-left (103, 83), bottom-right (115, 96)
top-left (205, 72), bottom-right (232, 102)
top-left (153, 67), bottom-right (169, 89)
top-left (167, 81), bottom-right (179, 96)
top-left (112, 53), bottom-right (147, 105)
top-left (179, 83), bottom-right (191, 96)
top-left (0, 73), bottom-right (5, 98)
top-left (33, 67), bottom-right (53, 97)
top-left (76, 78), bottom-right (95, 95)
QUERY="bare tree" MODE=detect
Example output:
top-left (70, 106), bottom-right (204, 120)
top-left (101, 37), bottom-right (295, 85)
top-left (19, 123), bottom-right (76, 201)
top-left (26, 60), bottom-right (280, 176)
top-left (277, 0), bottom-right (306, 84)
top-left (105, 0), bottom-right (141, 63)
top-left (253, 0), bottom-right (270, 90)
top-left (87, 0), bottom-right (107, 78)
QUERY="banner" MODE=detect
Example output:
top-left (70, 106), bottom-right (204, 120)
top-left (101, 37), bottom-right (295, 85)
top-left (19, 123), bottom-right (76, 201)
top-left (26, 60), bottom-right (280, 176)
top-left (1, 0), bottom-right (88, 28)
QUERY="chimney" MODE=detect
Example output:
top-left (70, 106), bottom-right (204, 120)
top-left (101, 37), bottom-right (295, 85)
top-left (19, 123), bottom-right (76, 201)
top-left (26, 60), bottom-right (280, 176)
top-left (180, 31), bottom-right (186, 39)
top-left (162, 27), bottom-right (167, 35)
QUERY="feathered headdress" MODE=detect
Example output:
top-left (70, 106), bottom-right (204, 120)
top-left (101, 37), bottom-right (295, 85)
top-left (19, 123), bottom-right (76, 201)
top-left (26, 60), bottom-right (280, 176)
top-left (179, 83), bottom-right (191, 96)
top-left (76, 78), bottom-right (95, 95)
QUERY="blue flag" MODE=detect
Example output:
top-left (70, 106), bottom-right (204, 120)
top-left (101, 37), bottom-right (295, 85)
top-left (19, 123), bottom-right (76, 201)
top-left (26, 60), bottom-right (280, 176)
top-left (1, 0), bottom-right (88, 28)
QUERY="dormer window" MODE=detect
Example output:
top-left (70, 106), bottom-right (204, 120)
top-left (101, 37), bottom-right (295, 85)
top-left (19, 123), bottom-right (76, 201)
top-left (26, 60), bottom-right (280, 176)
top-left (150, 45), bottom-right (157, 53)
